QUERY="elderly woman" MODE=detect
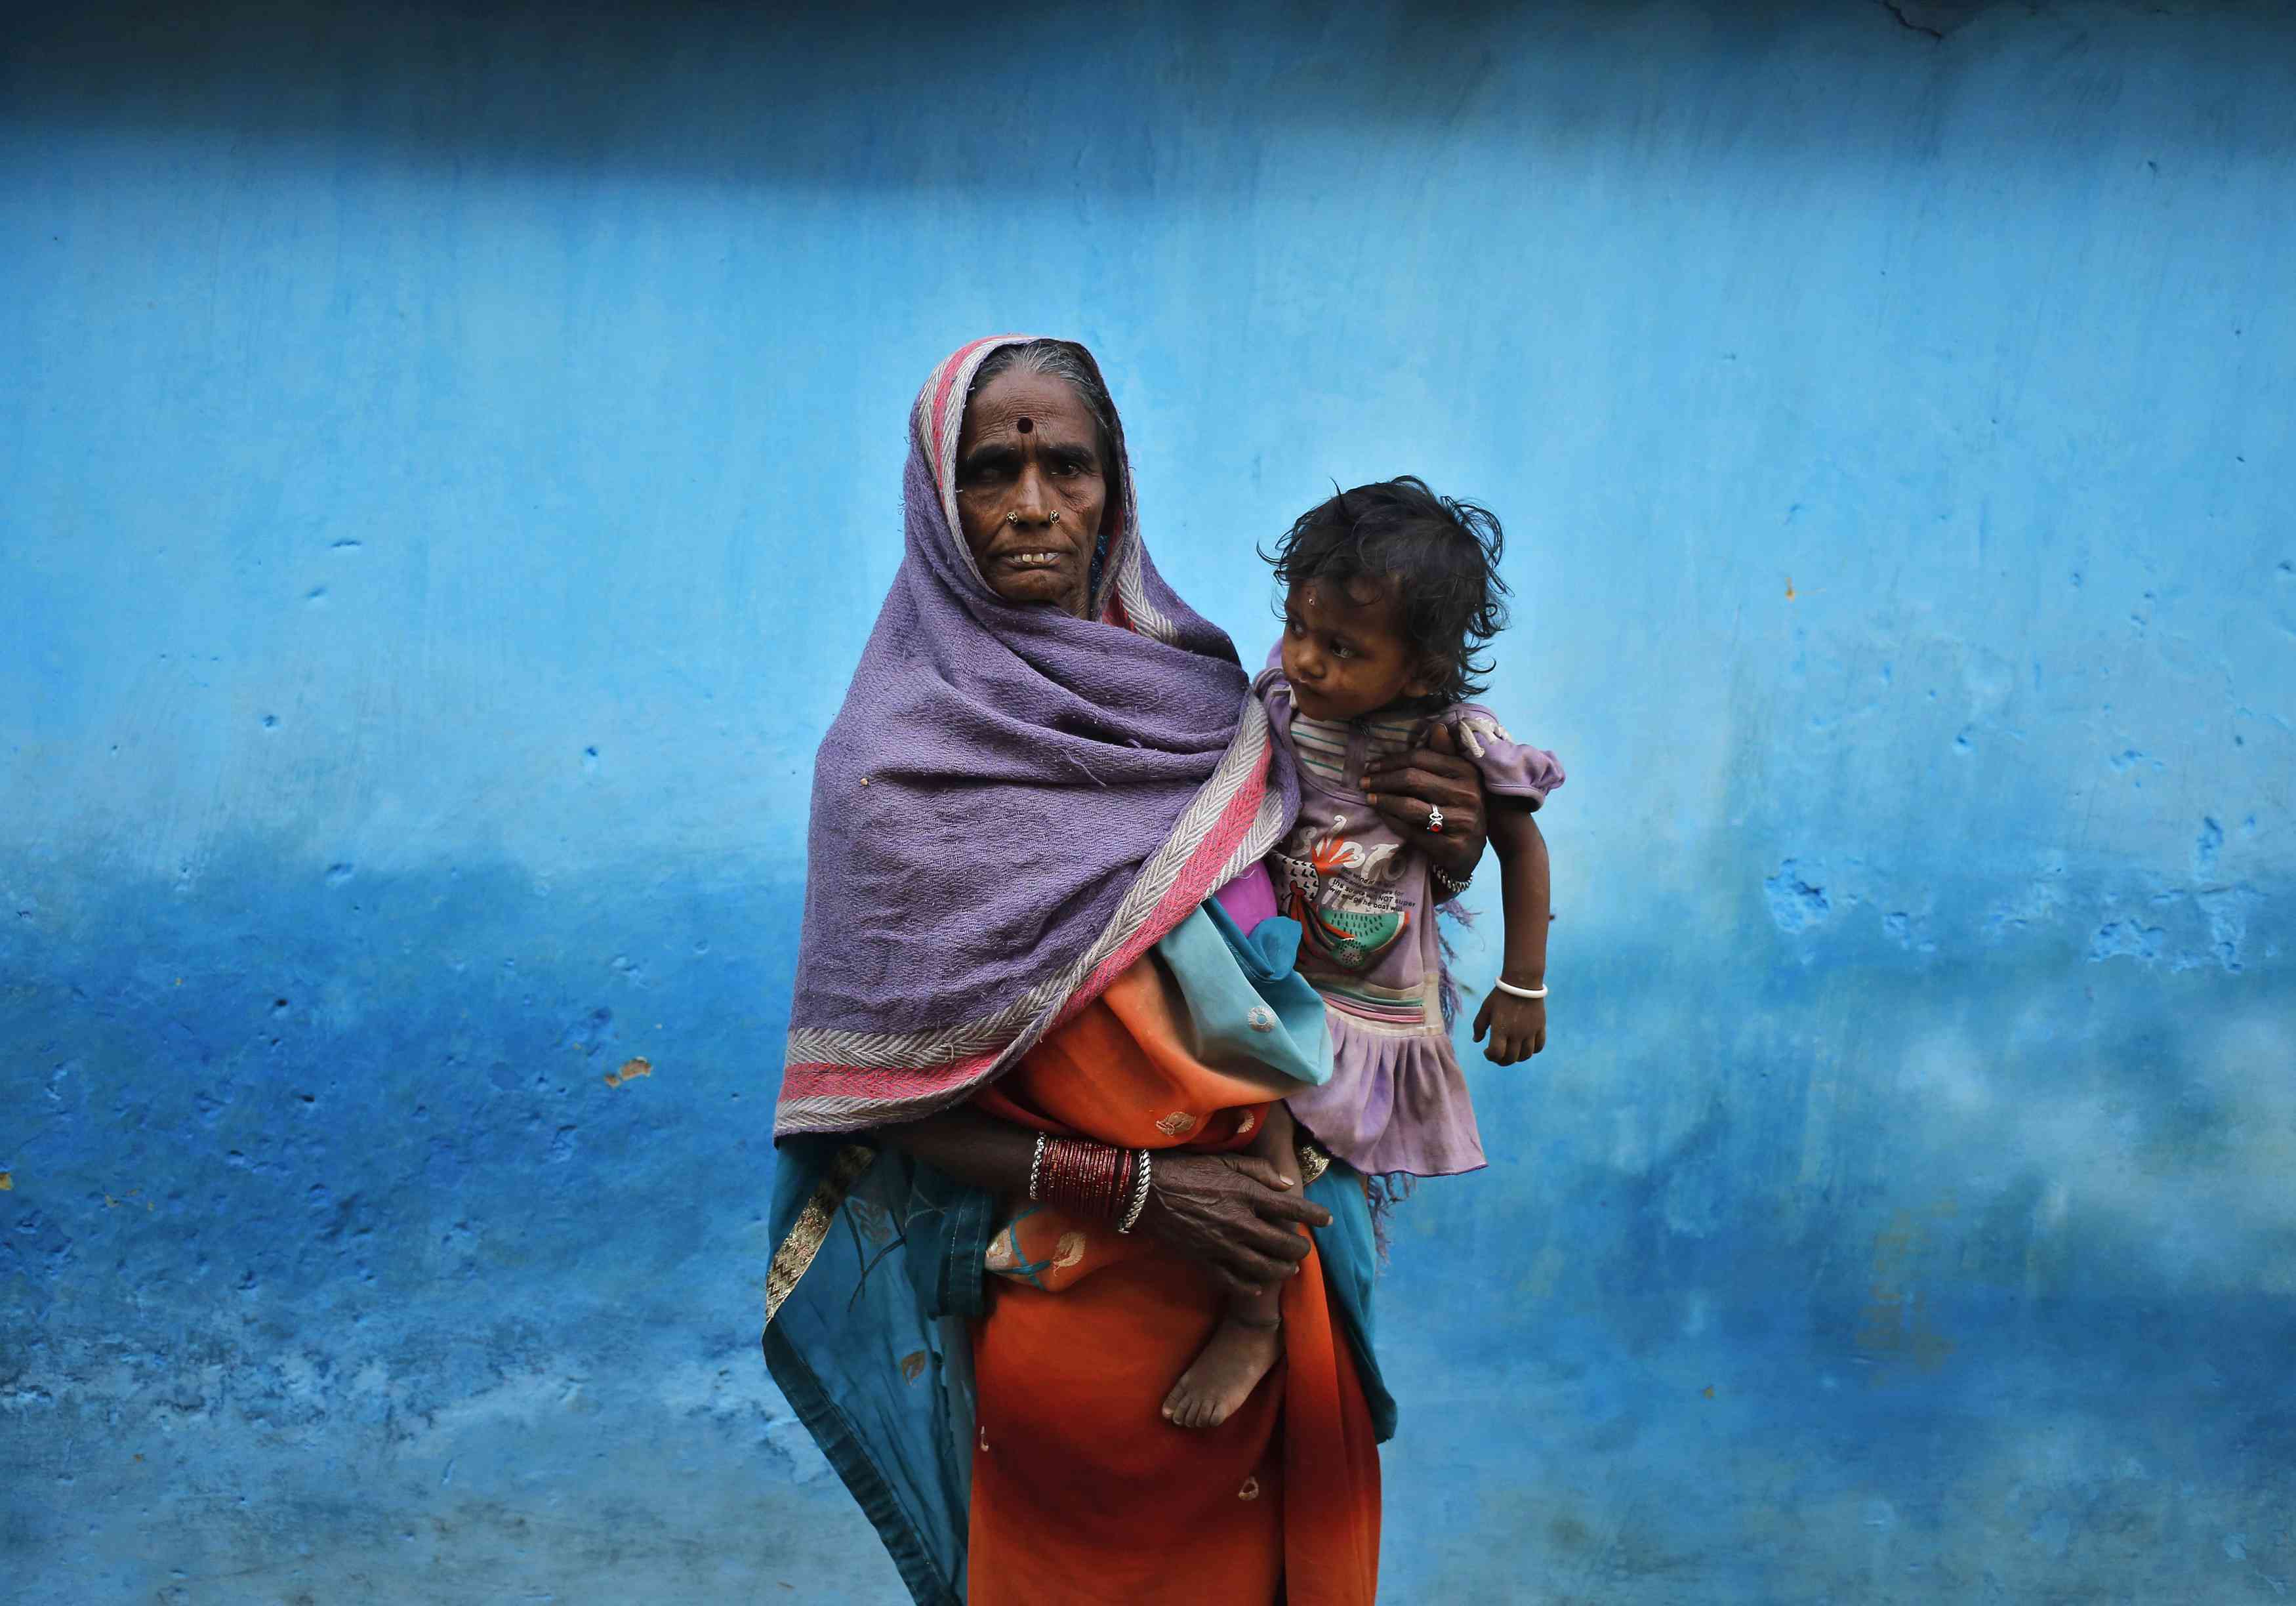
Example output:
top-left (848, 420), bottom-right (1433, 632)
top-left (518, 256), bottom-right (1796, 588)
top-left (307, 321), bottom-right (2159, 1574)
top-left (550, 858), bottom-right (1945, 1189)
top-left (762, 336), bottom-right (1492, 1605)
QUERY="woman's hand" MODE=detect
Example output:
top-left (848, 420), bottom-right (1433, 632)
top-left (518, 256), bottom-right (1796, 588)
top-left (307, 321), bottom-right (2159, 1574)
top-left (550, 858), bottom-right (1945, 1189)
top-left (1473, 991), bottom-right (1547, 1065)
top-left (1137, 1151), bottom-right (1332, 1300)
top-left (1361, 720), bottom-right (1487, 880)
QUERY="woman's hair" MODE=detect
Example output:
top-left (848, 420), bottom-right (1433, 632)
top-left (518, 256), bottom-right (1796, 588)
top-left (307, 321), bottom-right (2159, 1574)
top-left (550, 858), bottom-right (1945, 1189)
top-left (969, 339), bottom-right (1119, 472)
top-left (1261, 476), bottom-right (1511, 703)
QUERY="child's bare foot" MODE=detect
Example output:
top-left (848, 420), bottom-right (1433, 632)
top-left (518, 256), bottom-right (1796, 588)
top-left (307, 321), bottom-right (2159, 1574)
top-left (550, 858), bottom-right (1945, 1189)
top-left (1161, 1315), bottom-right (1282, 1430)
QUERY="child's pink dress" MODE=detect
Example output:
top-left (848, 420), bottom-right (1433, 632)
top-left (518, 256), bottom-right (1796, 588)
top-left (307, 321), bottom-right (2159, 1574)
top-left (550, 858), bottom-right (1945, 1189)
top-left (1257, 666), bottom-right (1565, 1177)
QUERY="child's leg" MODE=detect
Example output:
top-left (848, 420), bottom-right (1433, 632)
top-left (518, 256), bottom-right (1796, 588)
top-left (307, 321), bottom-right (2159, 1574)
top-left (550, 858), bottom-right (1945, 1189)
top-left (1160, 1103), bottom-right (1299, 1430)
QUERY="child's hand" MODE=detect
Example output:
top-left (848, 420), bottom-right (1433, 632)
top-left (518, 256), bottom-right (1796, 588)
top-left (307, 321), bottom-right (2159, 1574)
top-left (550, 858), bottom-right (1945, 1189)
top-left (1472, 989), bottom-right (1547, 1065)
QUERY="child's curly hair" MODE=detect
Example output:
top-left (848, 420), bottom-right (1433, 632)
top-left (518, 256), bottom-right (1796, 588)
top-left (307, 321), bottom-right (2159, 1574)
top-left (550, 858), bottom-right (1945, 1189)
top-left (1260, 476), bottom-right (1511, 704)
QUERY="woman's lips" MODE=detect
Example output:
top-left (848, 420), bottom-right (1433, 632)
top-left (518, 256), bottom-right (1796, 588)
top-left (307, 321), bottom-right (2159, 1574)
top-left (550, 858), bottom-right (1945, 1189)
top-left (991, 547), bottom-right (1071, 571)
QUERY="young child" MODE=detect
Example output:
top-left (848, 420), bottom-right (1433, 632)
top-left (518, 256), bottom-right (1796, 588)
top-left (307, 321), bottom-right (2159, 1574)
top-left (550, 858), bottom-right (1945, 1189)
top-left (1162, 476), bottom-right (1564, 1430)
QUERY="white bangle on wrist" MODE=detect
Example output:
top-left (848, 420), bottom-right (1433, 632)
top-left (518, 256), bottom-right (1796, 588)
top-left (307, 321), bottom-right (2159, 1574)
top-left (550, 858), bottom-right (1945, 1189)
top-left (1117, 1148), bottom-right (1152, 1234)
top-left (1491, 978), bottom-right (1547, 1000)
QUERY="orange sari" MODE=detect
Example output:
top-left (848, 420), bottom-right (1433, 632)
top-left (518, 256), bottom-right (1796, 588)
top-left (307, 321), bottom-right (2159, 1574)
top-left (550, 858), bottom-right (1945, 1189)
top-left (964, 957), bottom-right (1382, 1605)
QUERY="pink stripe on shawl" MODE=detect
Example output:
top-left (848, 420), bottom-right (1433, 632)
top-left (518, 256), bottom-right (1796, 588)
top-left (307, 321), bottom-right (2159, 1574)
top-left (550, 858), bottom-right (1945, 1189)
top-left (779, 1050), bottom-right (1004, 1109)
top-left (1065, 756), bottom-right (1270, 1010)
top-left (777, 755), bottom-right (1271, 1117)
top-left (925, 335), bottom-right (1006, 464)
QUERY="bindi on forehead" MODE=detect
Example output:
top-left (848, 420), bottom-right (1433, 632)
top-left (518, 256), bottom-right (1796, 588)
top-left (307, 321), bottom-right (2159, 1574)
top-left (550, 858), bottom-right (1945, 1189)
top-left (1015, 417), bottom-right (1033, 433)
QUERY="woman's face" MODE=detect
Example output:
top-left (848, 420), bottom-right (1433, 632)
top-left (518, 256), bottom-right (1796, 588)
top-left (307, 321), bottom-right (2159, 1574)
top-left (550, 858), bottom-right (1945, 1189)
top-left (953, 371), bottom-right (1108, 619)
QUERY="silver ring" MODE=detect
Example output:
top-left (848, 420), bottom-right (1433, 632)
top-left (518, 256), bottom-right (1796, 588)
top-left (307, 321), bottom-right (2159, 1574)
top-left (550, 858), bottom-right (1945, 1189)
top-left (1049, 509), bottom-right (1061, 523)
top-left (1426, 805), bottom-right (1445, 834)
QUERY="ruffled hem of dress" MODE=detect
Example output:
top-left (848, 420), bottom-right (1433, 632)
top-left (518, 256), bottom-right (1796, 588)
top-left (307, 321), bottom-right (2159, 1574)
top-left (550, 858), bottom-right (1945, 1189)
top-left (1282, 1009), bottom-right (1486, 1179)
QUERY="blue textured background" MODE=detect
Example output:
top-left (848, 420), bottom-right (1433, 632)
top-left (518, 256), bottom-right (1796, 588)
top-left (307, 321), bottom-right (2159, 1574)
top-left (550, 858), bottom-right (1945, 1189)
top-left (5, 3), bottom-right (2293, 1600)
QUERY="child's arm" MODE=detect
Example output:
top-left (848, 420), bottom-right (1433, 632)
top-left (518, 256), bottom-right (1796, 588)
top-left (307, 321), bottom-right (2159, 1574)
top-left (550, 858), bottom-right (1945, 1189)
top-left (1469, 804), bottom-right (1550, 1065)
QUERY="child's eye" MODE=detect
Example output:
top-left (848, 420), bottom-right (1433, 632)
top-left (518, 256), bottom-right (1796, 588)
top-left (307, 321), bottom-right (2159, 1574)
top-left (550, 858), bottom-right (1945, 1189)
top-left (1331, 643), bottom-right (1357, 659)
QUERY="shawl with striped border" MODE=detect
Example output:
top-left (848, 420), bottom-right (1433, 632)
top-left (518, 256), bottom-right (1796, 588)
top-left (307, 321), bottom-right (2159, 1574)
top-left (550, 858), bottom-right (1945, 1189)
top-left (773, 335), bottom-right (1296, 1138)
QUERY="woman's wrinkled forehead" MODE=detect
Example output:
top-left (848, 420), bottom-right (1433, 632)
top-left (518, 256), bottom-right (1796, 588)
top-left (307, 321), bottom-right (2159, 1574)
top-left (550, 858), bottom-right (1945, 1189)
top-left (917, 338), bottom-right (1121, 462)
top-left (917, 337), bottom-right (1127, 535)
top-left (958, 373), bottom-right (1105, 472)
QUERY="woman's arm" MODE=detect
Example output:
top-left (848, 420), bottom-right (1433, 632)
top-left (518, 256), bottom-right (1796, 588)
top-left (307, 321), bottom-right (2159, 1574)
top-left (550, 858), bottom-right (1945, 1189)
top-left (1471, 804), bottom-right (1551, 1064)
top-left (876, 1108), bottom-right (1333, 1299)
top-left (873, 1106), bottom-right (1038, 1194)
top-left (1357, 720), bottom-right (1489, 880)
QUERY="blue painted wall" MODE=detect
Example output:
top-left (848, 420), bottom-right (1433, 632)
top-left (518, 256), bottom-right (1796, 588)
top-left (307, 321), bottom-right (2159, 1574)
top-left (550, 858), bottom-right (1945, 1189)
top-left (5, 3), bottom-right (2292, 1599)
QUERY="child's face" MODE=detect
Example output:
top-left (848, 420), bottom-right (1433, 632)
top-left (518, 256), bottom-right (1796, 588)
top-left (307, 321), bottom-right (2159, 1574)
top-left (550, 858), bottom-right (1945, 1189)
top-left (1280, 579), bottom-right (1433, 722)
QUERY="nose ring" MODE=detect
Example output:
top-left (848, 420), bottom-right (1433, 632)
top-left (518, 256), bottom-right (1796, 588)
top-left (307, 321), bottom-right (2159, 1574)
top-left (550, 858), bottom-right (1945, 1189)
top-left (1048, 510), bottom-right (1061, 524)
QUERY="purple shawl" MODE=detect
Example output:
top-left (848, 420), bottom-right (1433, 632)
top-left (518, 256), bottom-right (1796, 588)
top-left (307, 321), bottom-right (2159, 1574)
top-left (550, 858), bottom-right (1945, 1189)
top-left (774, 336), bottom-right (1297, 1135)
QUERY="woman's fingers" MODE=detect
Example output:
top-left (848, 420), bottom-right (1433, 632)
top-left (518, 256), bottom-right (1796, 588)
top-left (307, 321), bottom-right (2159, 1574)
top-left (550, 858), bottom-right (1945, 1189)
top-left (1214, 1235), bottom-right (1300, 1289)
top-left (1254, 1187), bottom-right (1333, 1230)
top-left (1219, 1208), bottom-right (1319, 1281)
top-left (1361, 787), bottom-right (1466, 857)
top-left (1364, 716), bottom-right (1464, 780)
top-left (1210, 1264), bottom-right (1269, 1300)
top-left (1224, 1154), bottom-right (1295, 1190)
top-left (1360, 743), bottom-right (1486, 875)
top-left (1361, 731), bottom-right (1477, 794)
top-left (1361, 766), bottom-right (1472, 812)
top-left (1229, 1210), bottom-right (1313, 1260)
top-left (1219, 1154), bottom-right (1328, 1220)
top-left (1138, 1151), bottom-right (1333, 1290)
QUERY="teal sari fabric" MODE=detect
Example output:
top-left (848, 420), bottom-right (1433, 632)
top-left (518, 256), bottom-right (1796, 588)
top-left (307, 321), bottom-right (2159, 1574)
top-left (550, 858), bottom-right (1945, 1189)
top-left (763, 1142), bottom-right (989, 1605)
top-left (760, 907), bottom-right (1391, 1605)
top-left (1305, 1157), bottom-right (1398, 1445)
top-left (1167, 898), bottom-right (1336, 1086)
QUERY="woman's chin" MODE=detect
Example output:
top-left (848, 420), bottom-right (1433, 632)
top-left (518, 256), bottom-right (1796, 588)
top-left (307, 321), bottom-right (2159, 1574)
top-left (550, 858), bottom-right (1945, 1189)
top-left (991, 569), bottom-right (1085, 613)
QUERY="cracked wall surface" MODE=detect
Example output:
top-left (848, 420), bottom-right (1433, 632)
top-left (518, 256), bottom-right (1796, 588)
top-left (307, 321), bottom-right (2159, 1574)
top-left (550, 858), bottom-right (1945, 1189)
top-left (4, 1), bottom-right (2293, 1600)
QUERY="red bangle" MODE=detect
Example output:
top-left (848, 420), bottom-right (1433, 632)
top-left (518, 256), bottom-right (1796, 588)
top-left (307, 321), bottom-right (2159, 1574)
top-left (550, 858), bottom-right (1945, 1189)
top-left (1038, 1136), bottom-right (1134, 1224)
